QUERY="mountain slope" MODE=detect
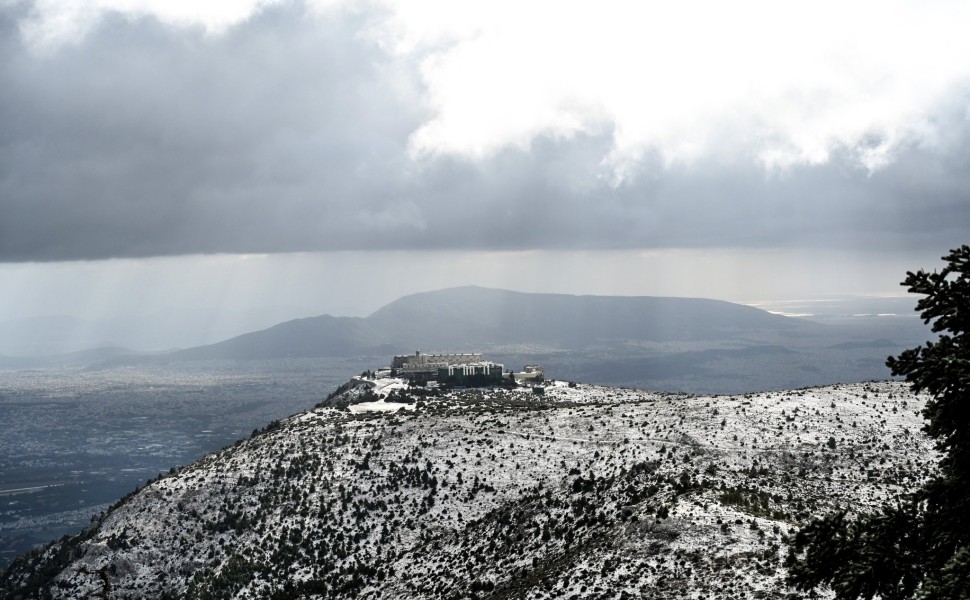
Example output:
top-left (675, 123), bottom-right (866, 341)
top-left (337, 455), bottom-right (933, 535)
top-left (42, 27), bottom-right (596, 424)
top-left (2, 378), bottom-right (934, 599)
top-left (172, 315), bottom-right (388, 360)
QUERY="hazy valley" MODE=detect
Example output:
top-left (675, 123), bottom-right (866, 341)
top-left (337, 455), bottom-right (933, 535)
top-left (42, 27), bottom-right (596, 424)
top-left (0, 358), bottom-right (372, 569)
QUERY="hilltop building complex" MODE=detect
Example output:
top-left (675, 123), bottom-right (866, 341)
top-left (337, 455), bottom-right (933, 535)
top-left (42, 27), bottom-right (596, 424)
top-left (389, 351), bottom-right (505, 386)
top-left (383, 351), bottom-right (544, 388)
top-left (514, 364), bottom-right (545, 383)
top-left (390, 351), bottom-right (485, 372)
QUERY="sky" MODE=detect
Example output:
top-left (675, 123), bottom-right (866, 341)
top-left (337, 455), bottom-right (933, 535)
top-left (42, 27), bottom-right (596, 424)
top-left (1, 0), bottom-right (969, 346)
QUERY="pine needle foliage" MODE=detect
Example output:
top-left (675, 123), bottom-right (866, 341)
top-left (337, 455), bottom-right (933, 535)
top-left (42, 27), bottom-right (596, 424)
top-left (788, 245), bottom-right (970, 599)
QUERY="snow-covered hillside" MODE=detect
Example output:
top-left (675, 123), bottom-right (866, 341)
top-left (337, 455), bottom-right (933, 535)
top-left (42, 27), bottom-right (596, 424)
top-left (1, 379), bottom-right (934, 599)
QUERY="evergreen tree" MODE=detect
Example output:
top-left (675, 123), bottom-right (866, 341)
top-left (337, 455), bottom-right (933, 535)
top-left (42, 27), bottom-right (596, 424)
top-left (787, 245), bottom-right (970, 599)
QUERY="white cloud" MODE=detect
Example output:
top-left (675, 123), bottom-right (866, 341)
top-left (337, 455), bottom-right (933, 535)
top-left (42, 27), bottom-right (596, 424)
top-left (373, 0), bottom-right (970, 179)
top-left (16, 0), bottom-right (970, 180)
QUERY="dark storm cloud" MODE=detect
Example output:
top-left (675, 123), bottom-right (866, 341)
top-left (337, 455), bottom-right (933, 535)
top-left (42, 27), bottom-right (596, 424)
top-left (0, 1), bottom-right (968, 262)
top-left (0, 2), bottom-right (425, 260)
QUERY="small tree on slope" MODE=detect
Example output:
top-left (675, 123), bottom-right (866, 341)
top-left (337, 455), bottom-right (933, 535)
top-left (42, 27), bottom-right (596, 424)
top-left (787, 244), bottom-right (970, 600)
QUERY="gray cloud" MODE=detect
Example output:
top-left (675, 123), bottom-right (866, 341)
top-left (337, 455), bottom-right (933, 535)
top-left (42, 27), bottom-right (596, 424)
top-left (1, 1), bottom-right (968, 263)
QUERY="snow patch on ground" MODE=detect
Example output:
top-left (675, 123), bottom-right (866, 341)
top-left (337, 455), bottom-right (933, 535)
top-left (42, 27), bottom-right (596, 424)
top-left (348, 399), bottom-right (414, 414)
top-left (367, 377), bottom-right (409, 398)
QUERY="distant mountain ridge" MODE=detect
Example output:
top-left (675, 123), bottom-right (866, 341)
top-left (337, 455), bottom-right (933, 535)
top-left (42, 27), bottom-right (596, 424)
top-left (4, 287), bottom-right (926, 393)
top-left (172, 286), bottom-right (815, 361)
